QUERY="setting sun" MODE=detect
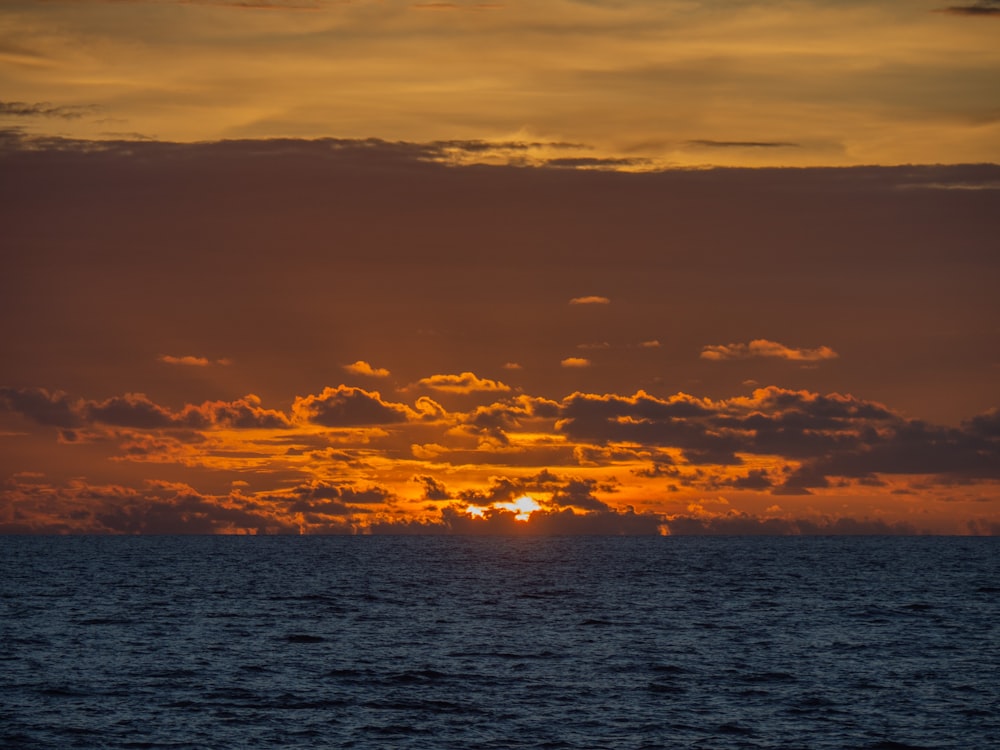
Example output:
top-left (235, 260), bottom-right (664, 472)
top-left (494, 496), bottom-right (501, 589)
top-left (495, 496), bottom-right (542, 522)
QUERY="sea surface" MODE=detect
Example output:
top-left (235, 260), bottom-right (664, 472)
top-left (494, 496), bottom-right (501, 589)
top-left (1, 536), bottom-right (997, 749)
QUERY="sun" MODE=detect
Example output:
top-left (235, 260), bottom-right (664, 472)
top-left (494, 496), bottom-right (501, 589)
top-left (495, 495), bottom-right (542, 522)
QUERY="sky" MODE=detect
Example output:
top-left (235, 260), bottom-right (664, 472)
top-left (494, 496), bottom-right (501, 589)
top-left (1, 0), bottom-right (998, 534)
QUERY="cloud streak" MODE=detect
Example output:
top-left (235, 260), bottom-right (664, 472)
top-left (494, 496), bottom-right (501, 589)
top-left (935, 2), bottom-right (1000, 16)
top-left (414, 372), bottom-right (511, 394)
top-left (701, 339), bottom-right (839, 362)
top-left (0, 101), bottom-right (96, 119)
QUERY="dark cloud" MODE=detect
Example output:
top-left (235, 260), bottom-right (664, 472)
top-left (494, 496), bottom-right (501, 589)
top-left (291, 480), bottom-right (392, 507)
top-left (545, 157), bottom-right (651, 169)
top-left (0, 478), bottom-right (299, 535)
top-left (549, 478), bottom-right (612, 511)
top-left (430, 139), bottom-right (584, 152)
top-left (935, 2), bottom-right (1000, 16)
top-left (0, 387), bottom-right (291, 431)
top-left (414, 474), bottom-right (451, 501)
top-left (685, 140), bottom-right (800, 149)
top-left (292, 386), bottom-right (413, 426)
top-left (720, 469), bottom-right (775, 490)
top-left (0, 101), bottom-right (96, 120)
top-left (633, 461), bottom-right (676, 478)
top-left (85, 393), bottom-right (181, 429)
top-left (782, 413), bottom-right (1000, 488)
top-left (410, 2), bottom-right (504, 10)
top-left (455, 469), bottom-right (612, 511)
top-left (664, 512), bottom-right (918, 536)
top-left (0, 387), bottom-right (81, 428)
top-left (195, 395), bottom-right (292, 429)
top-left (557, 387), bottom-right (1000, 487)
top-left (437, 505), bottom-right (664, 535)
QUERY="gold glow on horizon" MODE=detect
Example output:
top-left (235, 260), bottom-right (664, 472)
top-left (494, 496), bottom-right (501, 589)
top-left (494, 495), bottom-right (543, 522)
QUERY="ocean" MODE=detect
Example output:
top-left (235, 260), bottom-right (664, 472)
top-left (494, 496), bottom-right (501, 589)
top-left (1, 536), bottom-right (997, 749)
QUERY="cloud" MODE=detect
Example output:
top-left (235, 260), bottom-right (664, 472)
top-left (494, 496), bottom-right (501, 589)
top-left (0, 101), bottom-right (96, 119)
top-left (935, 2), bottom-right (1000, 16)
top-left (292, 386), bottom-right (414, 426)
top-left (545, 157), bottom-right (651, 170)
top-left (413, 474), bottom-right (451, 501)
top-left (662, 512), bottom-right (918, 536)
top-left (561, 358), bottom-right (591, 368)
top-left (86, 393), bottom-right (183, 429)
top-left (131, 0), bottom-right (332, 9)
top-left (685, 140), bottom-right (800, 149)
top-left (160, 355), bottom-right (210, 367)
top-left (0, 387), bottom-right (81, 428)
top-left (700, 339), bottom-right (838, 362)
top-left (411, 2), bottom-right (503, 10)
top-left (549, 477), bottom-right (611, 511)
top-left (159, 354), bottom-right (230, 367)
top-left (556, 386), bottom-right (1000, 490)
top-left (414, 372), bottom-right (511, 394)
top-left (503, 362), bottom-right (522, 370)
top-left (288, 481), bottom-right (393, 516)
top-left (0, 387), bottom-right (296, 432)
top-left (569, 296), bottom-right (610, 305)
top-left (431, 506), bottom-right (664, 536)
top-left (639, 340), bottom-right (661, 348)
top-left (343, 360), bottom-right (390, 378)
top-left (0, 478), bottom-right (301, 535)
top-left (193, 394), bottom-right (292, 429)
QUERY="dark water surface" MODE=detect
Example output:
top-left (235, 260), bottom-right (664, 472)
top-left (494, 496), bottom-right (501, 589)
top-left (1, 536), bottom-right (997, 749)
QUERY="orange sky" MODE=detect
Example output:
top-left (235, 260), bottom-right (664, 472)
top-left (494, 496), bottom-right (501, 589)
top-left (2, 0), bottom-right (999, 167)
top-left (1, 2), bottom-right (998, 534)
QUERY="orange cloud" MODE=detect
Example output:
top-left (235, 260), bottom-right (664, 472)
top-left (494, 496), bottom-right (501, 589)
top-left (561, 357), bottom-right (591, 368)
top-left (700, 339), bottom-right (838, 362)
top-left (343, 360), bottom-right (390, 378)
top-left (2, 380), bottom-right (998, 535)
top-left (159, 354), bottom-right (227, 367)
top-left (570, 296), bottom-right (610, 305)
top-left (415, 372), bottom-right (511, 394)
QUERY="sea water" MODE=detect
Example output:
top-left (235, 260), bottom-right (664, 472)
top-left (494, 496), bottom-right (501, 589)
top-left (1, 536), bottom-right (997, 749)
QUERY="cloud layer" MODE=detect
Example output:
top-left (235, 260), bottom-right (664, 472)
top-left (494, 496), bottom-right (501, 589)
top-left (2, 1), bottom-right (998, 166)
top-left (2, 380), bottom-right (997, 534)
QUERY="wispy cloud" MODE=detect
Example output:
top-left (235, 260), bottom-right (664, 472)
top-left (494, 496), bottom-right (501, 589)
top-left (410, 2), bottom-right (504, 10)
top-left (569, 296), bottom-right (610, 305)
top-left (0, 101), bottom-right (97, 119)
top-left (935, 1), bottom-right (1000, 16)
top-left (159, 354), bottom-right (231, 367)
top-left (415, 372), bottom-right (511, 394)
top-left (561, 357), bottom-right (591, 368)
top-left (685, 140), bottom-right (799, 149)
top-left (700, 339), bottom-right (838, 362)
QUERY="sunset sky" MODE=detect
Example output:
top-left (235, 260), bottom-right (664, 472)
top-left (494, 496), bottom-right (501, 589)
top-left (1, 0), bottom-right (998, 534)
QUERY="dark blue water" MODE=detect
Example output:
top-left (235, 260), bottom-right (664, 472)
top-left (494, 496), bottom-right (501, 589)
top-left (1, 536), bottom-right (997, 749)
